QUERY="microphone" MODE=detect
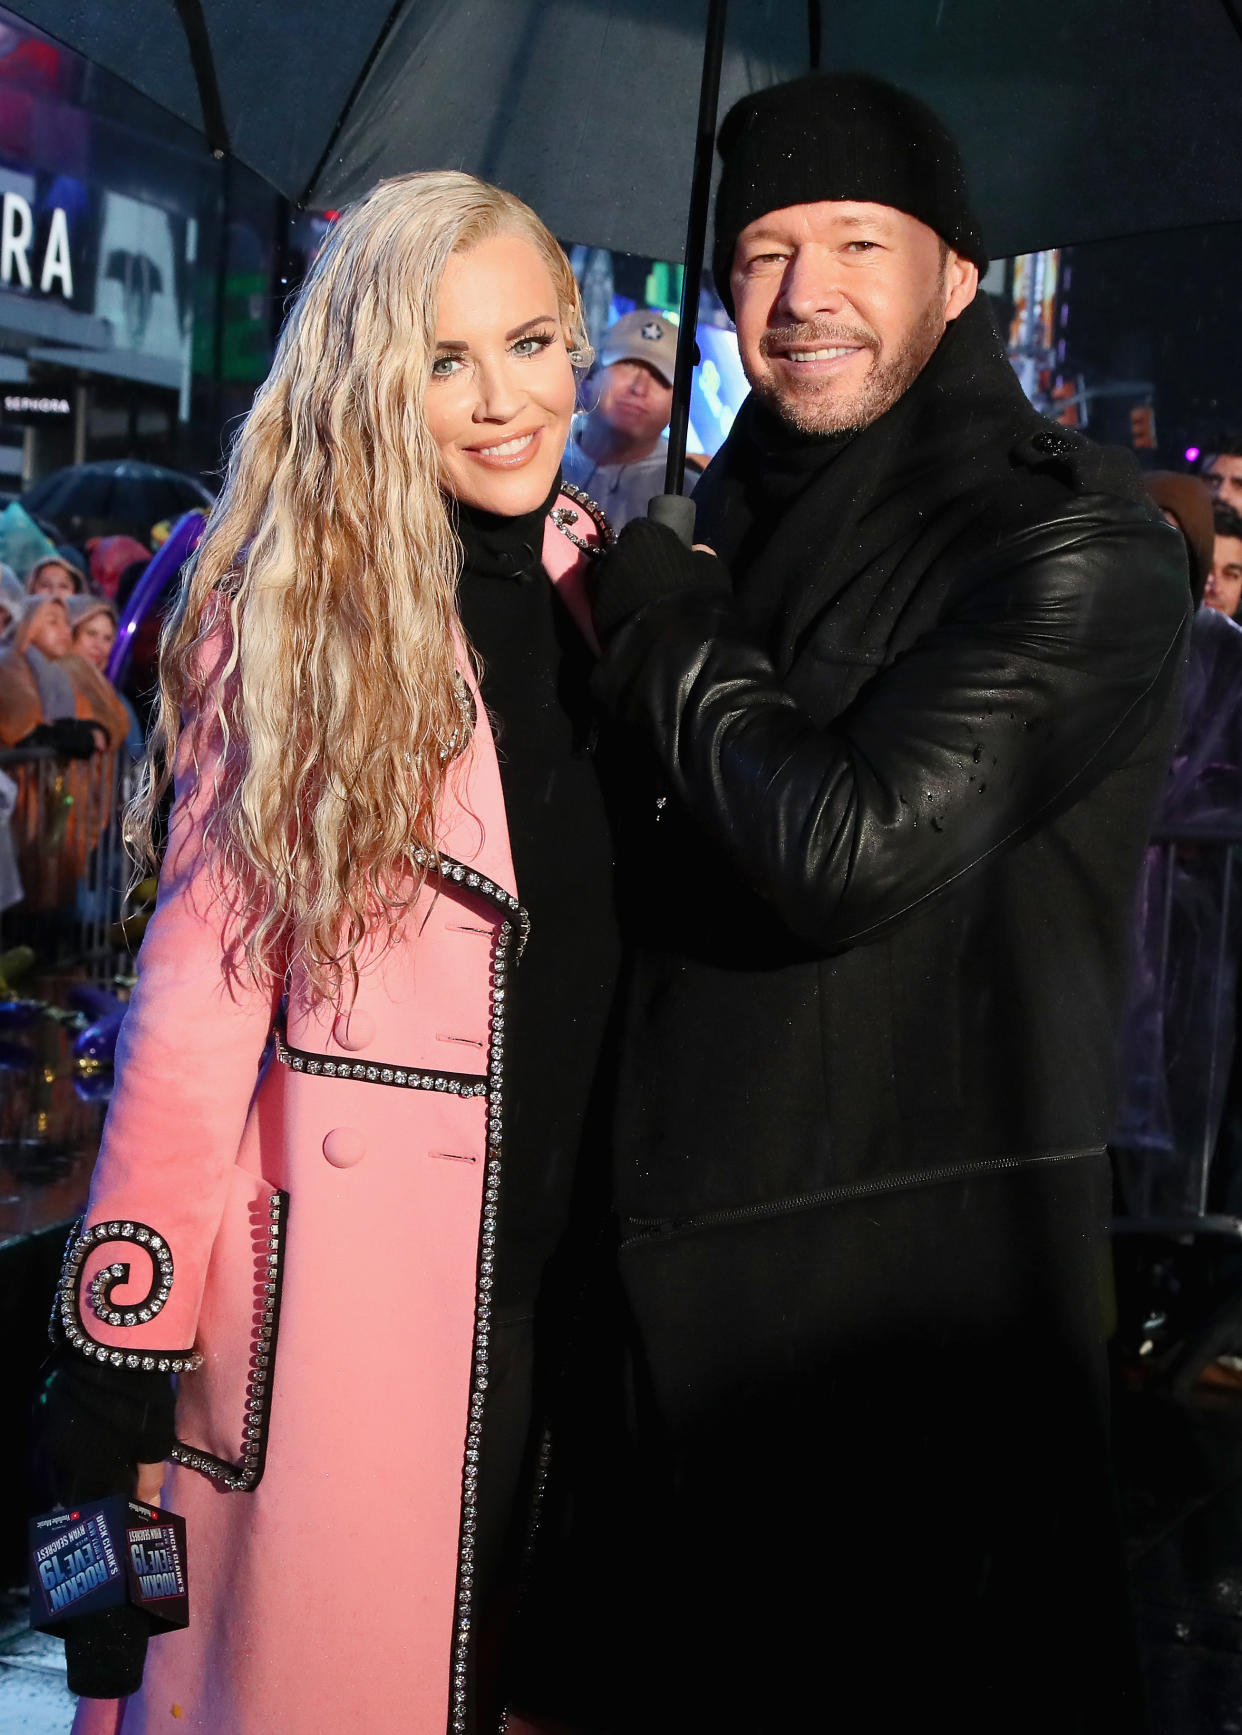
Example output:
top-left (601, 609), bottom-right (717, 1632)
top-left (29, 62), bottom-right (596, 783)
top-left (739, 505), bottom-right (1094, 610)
top-left (29, 1495), bottom-right (189, 1698)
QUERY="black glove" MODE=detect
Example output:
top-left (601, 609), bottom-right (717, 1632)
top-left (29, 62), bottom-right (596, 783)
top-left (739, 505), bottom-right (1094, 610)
top-left (588, 517), bottom-right (730, 645)
top-left (34, 1354), bottom-right (176, 1699)
top-left (37, 1354), bottom-right (177, 1504)
top-left (21, 718), bottom-right (104, 759)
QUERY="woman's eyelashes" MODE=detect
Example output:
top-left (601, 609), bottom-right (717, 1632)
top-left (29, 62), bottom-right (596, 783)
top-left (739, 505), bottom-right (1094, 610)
top-left (430, 328), bottom-right (559, 380)
top-left (511, 327), bottom-right (557, 358)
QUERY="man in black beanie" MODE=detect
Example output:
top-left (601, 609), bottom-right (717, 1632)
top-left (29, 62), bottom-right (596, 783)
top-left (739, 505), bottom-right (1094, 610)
top-left (567, 72), bottom-right (1189, 1735)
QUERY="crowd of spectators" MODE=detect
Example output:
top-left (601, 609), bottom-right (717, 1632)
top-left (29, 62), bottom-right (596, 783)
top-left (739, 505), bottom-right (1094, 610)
top-left (0, 505), bottom-right (143, 759)
top-left (0, 502), bottom-right (157, 926)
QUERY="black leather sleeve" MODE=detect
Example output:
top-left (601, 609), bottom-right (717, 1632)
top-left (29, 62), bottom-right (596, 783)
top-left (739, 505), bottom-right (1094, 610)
top-left (593, 498), bottom-right (1190, 950)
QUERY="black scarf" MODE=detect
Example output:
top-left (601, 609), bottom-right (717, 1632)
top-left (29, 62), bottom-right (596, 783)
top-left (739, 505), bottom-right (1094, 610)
top-left (694, 295), bottom-right (1145, 674)
top-left (452, 474), bottom-right (561, 581)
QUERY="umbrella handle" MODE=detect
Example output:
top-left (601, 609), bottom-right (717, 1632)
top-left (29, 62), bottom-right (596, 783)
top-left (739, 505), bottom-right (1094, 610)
top-left (647, 494), bottom-right (697, 543)
top-left (655, 0), bottom-right (729, 534)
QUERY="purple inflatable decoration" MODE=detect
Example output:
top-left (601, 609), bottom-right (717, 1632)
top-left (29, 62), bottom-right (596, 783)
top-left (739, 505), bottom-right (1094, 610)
top-left (106, 511), bottom-right (206, 688)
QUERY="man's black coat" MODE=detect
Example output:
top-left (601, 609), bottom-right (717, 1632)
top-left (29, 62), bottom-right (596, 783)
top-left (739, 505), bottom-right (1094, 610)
top-left (539, 299), bottom-right (1190, 1734)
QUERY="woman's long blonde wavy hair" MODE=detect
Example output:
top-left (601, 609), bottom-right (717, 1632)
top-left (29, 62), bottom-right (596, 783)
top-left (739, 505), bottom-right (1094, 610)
top-left (129, 171), bottom-right (591, 1003)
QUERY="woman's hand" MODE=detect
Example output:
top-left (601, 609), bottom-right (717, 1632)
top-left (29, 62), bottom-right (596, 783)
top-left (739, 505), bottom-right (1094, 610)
top-left (36, 1355), bottom-right (177, 1507)
top-left (136, 1461), bottom-right (166, 1504)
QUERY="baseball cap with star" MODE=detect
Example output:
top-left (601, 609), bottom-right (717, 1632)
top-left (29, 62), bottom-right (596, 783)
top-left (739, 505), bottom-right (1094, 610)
top-left (597, 309), bottom-right (679, 387)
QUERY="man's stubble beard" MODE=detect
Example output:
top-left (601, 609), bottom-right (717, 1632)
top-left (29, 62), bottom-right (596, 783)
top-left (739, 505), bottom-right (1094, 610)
top-left (752, 283), bottom-right (949, 438)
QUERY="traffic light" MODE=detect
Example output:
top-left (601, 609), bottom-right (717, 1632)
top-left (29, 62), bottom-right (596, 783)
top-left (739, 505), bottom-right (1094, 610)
top-left (1130, 404), bottom-right (1156, 449)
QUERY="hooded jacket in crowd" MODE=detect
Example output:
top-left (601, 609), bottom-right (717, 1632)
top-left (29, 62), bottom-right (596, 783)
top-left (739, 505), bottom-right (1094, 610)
top-left (0, 599), bottom-right (129, 749)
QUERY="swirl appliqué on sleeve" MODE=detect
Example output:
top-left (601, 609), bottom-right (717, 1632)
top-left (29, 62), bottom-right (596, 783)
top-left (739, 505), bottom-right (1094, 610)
top-left (51, 1219), bottom-right (204, 1374)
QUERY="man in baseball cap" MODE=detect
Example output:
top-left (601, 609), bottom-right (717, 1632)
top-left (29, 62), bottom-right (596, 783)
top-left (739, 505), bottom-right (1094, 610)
top-left (561, 308), bottom-right (701, 529)
top-left (560, 70), bottom-right (1189, 1735)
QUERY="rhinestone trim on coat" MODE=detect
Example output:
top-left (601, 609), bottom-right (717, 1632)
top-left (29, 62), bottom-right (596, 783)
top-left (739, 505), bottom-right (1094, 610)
top-left (447, 917), bottom-right (512, 1734)
top-left (51, 1219), bottom-right (203, 1374)
top-left (274, 1034), bottom-right (487, 1097)
top-left (551, 482), bottom-right (616, 557)
top-left (411, 848), bottom-right (531, 958)
top-left (169, 1189), bottom-right (289, 1493)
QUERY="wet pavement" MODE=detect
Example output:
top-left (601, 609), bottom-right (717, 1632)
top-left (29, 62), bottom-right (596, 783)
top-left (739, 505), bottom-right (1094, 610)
top-left (0, 1596), bottom-right (73, 1735)
top-left (1119, 1376), bottom-right (1242, 1730)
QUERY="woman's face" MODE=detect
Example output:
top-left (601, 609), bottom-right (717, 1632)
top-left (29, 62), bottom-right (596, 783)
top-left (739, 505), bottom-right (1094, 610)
top-left (74, 613), bottom-right (117, 670)
top-left (425, 233), bottom-right (577, 516)
top-left (29, 598), bottom-right (71, 658)
top-left (29, 562), bottom-right (78, 600)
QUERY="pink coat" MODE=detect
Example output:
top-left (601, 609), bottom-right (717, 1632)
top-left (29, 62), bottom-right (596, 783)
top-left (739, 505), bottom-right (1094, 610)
top-left (62, 499), bottom-right (603, 1735)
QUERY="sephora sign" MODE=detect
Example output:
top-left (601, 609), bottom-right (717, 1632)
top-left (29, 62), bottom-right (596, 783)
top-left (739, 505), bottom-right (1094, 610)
top-left (0, 192), bottom-right (73, 298)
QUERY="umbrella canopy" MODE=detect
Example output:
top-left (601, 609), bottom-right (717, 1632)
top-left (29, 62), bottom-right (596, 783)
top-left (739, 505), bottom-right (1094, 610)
top-left (21, 460), bottom-right (214, 541)
top-left (11, 0), bottom-right (1242, 261)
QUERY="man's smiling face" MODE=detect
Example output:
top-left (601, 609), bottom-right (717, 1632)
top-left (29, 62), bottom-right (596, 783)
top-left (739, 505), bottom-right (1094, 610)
top-left (730, 200), bottom-right (978, 436)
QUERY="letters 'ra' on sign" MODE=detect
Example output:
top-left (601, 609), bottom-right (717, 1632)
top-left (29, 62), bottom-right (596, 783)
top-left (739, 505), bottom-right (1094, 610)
top-left (0, 193), bottom-right (73, 299)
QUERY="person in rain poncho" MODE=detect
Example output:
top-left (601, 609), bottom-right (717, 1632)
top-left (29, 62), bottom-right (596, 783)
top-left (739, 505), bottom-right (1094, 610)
top-left (0, 593), bottom-right (129, 907)
top-left (27, 550), bottom-right (88, 600)
top-left (67, 594), bottom-right (144, 759)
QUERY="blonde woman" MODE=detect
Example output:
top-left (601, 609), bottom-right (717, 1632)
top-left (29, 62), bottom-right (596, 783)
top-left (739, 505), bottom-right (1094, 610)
top-left (42, 172), bottom-right (617, 1735)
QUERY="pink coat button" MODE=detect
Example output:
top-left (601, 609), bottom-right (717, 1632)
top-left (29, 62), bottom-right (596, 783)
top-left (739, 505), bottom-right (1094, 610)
top-left (334, 1010), bottom-right (376, 1052)
top-left (323, 1127), bottom-right (366, 1169)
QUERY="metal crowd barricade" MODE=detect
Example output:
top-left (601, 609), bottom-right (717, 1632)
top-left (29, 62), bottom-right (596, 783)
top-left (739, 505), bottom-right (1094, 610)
top-left (79, 751), bottom-right (138, 975)
top-left (0, 743), bottom-right (137, 980)
top-left (1112, 822), bottom-right (1242, 1390)
top-left (1112, 822), bottom-right (1242, 1242)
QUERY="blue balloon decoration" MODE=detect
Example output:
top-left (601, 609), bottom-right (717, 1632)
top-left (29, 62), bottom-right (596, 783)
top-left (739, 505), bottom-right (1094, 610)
top-left (73, 1010), bottom-right (125, 1075)
top-left (74, 1072), bottom-right (116, 1104)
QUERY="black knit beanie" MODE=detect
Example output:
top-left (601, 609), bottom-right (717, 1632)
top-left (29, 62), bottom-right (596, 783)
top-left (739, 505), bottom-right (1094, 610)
top-left (712, 72), bottom-right (988, 317)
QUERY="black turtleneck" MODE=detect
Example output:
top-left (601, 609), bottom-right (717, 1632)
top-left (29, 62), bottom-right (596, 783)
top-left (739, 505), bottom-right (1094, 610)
top-left (453, 481), bottom-right (620, 1315)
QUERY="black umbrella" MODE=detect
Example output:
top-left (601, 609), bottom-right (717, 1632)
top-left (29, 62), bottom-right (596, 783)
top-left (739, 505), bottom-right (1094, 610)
top-left (21, 460), bottom-right (215, 539)
top-left (15, 0), bottom-right (1242, 504)
top-left (14, 1), bottom-right (1242, 258)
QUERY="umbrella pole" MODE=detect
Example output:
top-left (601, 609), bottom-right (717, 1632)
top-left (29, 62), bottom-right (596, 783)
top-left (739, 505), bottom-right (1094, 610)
top-left (172, 0), bottom-right (231, 158)
top-left (649, 0), bottom-right (729, 543)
